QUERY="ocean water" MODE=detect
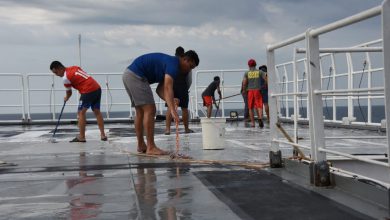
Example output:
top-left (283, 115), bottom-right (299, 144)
top-left (0, 106), bottom-right (384, 124)
top-left (279, 105), bottom-right (385, 123)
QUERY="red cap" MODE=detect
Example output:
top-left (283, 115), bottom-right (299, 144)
top-left (248, 59), bottom-right (256, 67)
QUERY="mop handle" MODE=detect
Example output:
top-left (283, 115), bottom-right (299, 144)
top-left (215, 93), bottom-right (241, 101)
top-left (52, 101), bottom-right (67, 138)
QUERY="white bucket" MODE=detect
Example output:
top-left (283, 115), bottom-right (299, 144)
top-left (201, 118), bottom-right (226, 150)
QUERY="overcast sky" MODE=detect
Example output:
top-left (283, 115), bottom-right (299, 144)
top-left (0, 0), bottom-right (383, 74)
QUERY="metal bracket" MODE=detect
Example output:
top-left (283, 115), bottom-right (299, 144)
top-left (269, 150), bottom-right (283, 168)
top-left (310, 161), bottom-right (331, 187)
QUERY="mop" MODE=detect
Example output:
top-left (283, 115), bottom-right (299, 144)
top-left (49, 101), bottom-right (67, 143)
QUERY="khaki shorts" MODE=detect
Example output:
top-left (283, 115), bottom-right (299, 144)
top-left (122, 69), bottom-right (155, 107)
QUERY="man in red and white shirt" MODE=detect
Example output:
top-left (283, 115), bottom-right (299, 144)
top-left (50, 61), bottom-right (107, 142)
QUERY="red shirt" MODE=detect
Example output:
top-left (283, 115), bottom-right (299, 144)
top-left (63, 66), bottom-right (100, 94)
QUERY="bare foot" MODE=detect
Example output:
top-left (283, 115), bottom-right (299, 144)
top-left (137, 143), bottom-right (147, 153)
top-left (101, 135), bottom-right (108, 141)
top-left (146, 146), bottom-right (168, 155)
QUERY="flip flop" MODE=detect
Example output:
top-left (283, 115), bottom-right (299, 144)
top-left (69, 137), bottom-right (86, 143)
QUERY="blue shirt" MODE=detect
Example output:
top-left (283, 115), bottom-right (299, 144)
top-left (127, 53), bottom-right (180, 84)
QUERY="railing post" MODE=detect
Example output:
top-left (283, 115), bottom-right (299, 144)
top-left (267, 48), bottom-right (280, 152)
top-left (189, 95), bottom-right (194, 119)
top-left (283, 65), bottom-right (289, 117)
top-left (366, 51), bottom-right (372, 123)
top-left (293, 48), bottom-right (299, 143)
top-left (330, 54), bottom-right (337, 121)
top-left (381, 0), bottom-right (390, 167)
top-left (306, 29), bottom-right (326, 162)
top-left (105, 75), bottom-right (110, 119)
top-left (26, 75), bottom-right (31, 121)
top-left (346, 53), bottom-right (354, 121)
top-left (51, 75), bottom-right (56, 121)
top-left (20, 75), bottom-right (26, 121)
top-left (221, 71), bottom-right (225, 118)
top-left (304, 60), bottom-right (309, 120)
top-left (195, 71), bottom-right (199, 118)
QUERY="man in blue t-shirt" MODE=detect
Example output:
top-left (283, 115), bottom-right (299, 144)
top-left (123, 51), bottom-right (199, 155)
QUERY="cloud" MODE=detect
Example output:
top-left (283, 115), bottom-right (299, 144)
top-left (0, 0), bottom-right (384, 73)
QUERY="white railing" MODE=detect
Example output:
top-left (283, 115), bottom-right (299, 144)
top-left (276, 39), bottom-right (385, 125)
top-left (0, 73), bottom-right (26, 121)
top-left (1, 72), bottom-right (169, 122)
top-left (267, 0), bottom-right (389, 183)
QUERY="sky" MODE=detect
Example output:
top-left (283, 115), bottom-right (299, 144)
top-left (0, 0), bottom-right (384, 74)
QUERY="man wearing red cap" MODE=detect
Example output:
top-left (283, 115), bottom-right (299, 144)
top-left (242, 59), bottom-right (265, 128)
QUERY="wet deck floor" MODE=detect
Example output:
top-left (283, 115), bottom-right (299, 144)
top-left (0, 121), bottom-right (387, 219)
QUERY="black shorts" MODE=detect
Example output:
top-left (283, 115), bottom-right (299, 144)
top-left (78, 88), bottom-right (102, 111)
top-left (165, 86), bottom-right (189, 109)
top-left (262, 89), bottom-right (268, 104)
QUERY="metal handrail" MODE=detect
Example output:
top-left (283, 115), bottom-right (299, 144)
top-left (0, 73), bottom-right (25, 120)
top-left (267, 0), bottom-right (389, 183)
top-left (24, 73), bottom-right (169, 121)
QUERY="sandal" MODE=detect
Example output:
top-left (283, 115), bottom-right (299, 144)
top-left (101, 137), bottom-right (108, 141)
top-left (164, 131), bottom-right (170, 135)
top-left (69, 137), bottom-right (86, 143)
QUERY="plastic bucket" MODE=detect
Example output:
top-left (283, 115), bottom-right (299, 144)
top-left (201, 118), bottom-right (226, 150)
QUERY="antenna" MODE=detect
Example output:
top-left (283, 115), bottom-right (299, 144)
top-left (78, 34), bottom-right (82, 67)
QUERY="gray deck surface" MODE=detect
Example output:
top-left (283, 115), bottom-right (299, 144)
top-left (0, 121), bottom-right (387, 219)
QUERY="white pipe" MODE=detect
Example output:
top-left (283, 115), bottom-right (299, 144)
top-left (325, 136), bottom-right (387, 139)
top-left (270, 92), bottom-right (308, 97)
top-left (321, 93), bottom-right (383, 96)
top-left (296, 47), bottom-right (382, 53)
top-left (105, 75), bottom-right (110, 119)
top-left (330, 167), bottom-right (390, 189)
top-left (310, 6), bottom-right (381, 36)
top-left (319, 147), bottom-right (389, 167)
top-left (268, 33), bottom-right (306, 51)
top-left (273, 139), bottom-right (311, 150)
top-left (26, 75), bottom-right (31, 120)
top-left (314, 87), bottom-right (384, 94)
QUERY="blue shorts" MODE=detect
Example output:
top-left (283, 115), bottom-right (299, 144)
top-left (262, 89), bottom-right (268, 104)
top-left (78, 88), bottom-right (102, 111)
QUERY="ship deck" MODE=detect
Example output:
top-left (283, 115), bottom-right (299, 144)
top-left (0, 121), bottom-right (388, 219)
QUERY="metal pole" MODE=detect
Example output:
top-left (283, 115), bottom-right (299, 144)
top-left (293, 47), bottom-right (299, 142)
top-left (51, 75), bottom-right (55, 121)
top-left (366, 52), bottom-right (372, 123)
top-left (267, 47), bottom-right (280, 152)
top-left (221, 71), bottom-right (225, 118)
top-left (330, 54), bottom-right (337, 121)
top-left (381, 0), bottom-right (390, 167)
top-left (20, 74), bottom-right (26, 121)
top-left (306, 29), bottom-right (326, 162)
top-left (310, 6), bottom-right (381, 37)
top-left (195, 71), bottom-right (199, 118)
top-left (346, 53), bottom-right (354, 120)
top-left (105, 75), bottom-right (110, 119)
top-left (26, 75), bottom-right (31, 120)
